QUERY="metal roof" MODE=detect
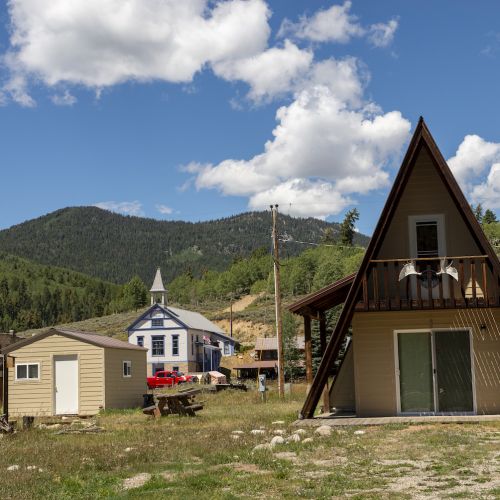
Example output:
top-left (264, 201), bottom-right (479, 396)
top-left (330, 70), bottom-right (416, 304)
top-left (164, 306), bottom-right (228, 336)
top-left (255, 336), bottom-right (305, 351)
top-left (2, 328), bottom-right (147, 354)
top-left (150, 267), bottom-right (166, 292)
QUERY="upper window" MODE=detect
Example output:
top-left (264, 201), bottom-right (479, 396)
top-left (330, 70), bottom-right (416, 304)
top-left (224, 342), bottom-right (230, 355)
top-left (137, 336), bottom-right (144, 347)
top-left (123, 360), bottom-right (132, 378)
top-left (172, 335), bottom-right (179, 356)
top-left (152, 318), bottom-right (164, 328)
top-left (16, 362), bottom-right (39, 381)
top-left (152, 336), bottom-right (165, 356)
top-left (409, 215), bottom-right (445, 259)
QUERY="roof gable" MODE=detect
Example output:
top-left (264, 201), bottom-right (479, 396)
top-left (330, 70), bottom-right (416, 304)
top-left (2, 328), bottom-right (146, 354)
top-left (300, 117), bottom-right (500, 418)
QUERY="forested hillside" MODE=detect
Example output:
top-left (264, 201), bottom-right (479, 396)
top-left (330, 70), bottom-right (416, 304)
top-left (0, 207), bottom-right (370, 284)
top-left (0, 252), bottom-right (129, 332)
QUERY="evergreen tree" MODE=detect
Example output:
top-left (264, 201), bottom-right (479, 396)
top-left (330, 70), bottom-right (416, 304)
top-left (483, 209), bottom-right (497, 225)
top-left (339, 209), bottom-right (360, 246)
top-left (123, 276), bottom-right (148, 310)
top-left (321, 227), bottom-right (336, 244)
top-left (472, 203), bottom-right (484, 223)
top-left (282, 311), bottom-right (303, 381)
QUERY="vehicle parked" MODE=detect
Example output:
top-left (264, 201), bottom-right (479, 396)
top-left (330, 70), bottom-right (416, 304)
top-left (172, 371), bottom-right (194, 383)
top-left (147, 371), bottom-right (182, 389)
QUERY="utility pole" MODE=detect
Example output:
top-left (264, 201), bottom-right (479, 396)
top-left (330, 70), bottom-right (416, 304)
top-left (229, 298), bottom-right (233, 338)
top-left (271, 205), bottom-right (285, 399)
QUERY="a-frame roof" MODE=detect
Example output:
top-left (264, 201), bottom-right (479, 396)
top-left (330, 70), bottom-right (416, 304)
top-left (300, 117), bottom-right (500, 419)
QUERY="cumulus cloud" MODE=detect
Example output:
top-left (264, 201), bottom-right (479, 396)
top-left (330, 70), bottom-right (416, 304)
top-left (94, 200), bottom-right (144, 216)
top-left (367, 18), bottom-right (399, 48)
top-left (50, 90), bottom-right (77, 106)
top-left (448, 134), bottom-right (500, 210)
top-left (155, 204), bottom-right (174, 215)
top-left (3, 0), bottom-right (270, 103)
top-left (213, 40), bottom-right (313, 102)
top-left (279, 1), bottom-right (363, 44)
top-left (186, 77), bottom-right (411, 217)
top-left (448, 134), bottom-right (500, 187)
top-left (279, 1), bottom-right (398, 49)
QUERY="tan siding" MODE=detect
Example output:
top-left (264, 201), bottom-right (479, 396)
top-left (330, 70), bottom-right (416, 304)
top-left (352, 309), bottom-right (500, 416)
top-left (377, 147), bottom-right (482, 260)
top-left (7, 334), bottom-right (104, 417)
top-left (329, 343), bottom-right (355, 411)
top-left (104, 349), bottom-right (147, 409)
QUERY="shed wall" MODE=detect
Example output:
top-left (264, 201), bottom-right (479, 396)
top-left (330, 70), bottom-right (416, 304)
top-left (7, 334), bottom-right (104, 417)
top-left (104, 348), bottom-right (146, 409)
top-left (352, 309), bottom-right (500, 416)
top-left (329, 342), bottom-right (355, 411)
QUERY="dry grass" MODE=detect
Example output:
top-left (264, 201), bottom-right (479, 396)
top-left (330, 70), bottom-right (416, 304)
top-left (1, 385), bottom-right (499, 499)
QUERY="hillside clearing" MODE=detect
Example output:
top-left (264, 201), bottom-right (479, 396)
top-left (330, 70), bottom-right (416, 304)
top-left (1, 385), bottom-right (499, 499)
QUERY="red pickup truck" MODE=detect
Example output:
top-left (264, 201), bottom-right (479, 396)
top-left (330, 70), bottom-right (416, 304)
top-left (147, 371), bottom-right (182, 389)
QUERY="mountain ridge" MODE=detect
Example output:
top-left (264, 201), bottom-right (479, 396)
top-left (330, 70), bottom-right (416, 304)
top-left (0, 206), bottom-right (370, 284)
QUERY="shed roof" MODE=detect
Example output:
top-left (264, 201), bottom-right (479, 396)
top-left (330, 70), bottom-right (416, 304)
top-left (2, 328), bottom-right (147, 354)
top-left (235, 360), bottom-right (278, 370)
top-left (255, 336), bottom-right (305, 351)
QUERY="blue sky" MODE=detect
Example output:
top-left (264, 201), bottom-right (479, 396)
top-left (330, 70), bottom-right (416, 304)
top-left (2, 1), bottom-right (500, 235)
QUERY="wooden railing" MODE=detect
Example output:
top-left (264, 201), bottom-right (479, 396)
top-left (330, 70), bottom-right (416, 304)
top-left (355, 255), bottom-right (499, 311)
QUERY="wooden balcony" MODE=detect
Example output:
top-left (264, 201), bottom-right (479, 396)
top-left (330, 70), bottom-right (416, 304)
top-left (355, 255), bottom-right (500, 311)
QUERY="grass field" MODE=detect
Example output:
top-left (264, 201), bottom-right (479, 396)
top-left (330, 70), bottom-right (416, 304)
top-left (1, 385), bottom-right (499, 499)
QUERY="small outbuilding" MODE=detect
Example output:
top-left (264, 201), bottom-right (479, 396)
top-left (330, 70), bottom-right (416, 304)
top-left (2, 328), bottom-right (147, 417)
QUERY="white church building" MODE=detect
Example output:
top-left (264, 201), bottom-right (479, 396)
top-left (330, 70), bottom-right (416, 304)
top-left (127, 268), bottom-right (237, 376)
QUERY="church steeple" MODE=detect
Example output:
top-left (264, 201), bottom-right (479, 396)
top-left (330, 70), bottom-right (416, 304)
top-left (150, 267), bottom-right (167, 305)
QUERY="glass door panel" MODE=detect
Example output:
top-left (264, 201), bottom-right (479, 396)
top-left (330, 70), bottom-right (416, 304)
top-left (398, 332), bottom-right (434, 412)
top-left (435, 330), bottom-right (473, 412)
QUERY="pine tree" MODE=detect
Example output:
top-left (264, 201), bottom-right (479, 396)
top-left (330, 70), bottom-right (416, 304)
top-left (123, 276), bottom-right (148, 310)
top-left (472, 203), bottom-right (484, 223)
top-left (483, 209), bottom-right (497, 225)
top-left (339, 209), bottom-right (360, 246)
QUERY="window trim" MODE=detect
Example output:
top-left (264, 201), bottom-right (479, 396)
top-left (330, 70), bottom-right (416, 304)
top-left (172, 334), bottom-right (179, 357)
top-left (224, 342), bottom-right (230, 355)
top-left (15, 362), bottom-right (40, 381)
top-left (151, 335), bottom-right (165, 357)
top-left (408, 214), bottom-right (446, 259)
top-left (137, 336), bottom-right (144, 347)
top-left (123, 360), bottom-right (132, 378)
top-left (151, 318), bottom-right (164, 328)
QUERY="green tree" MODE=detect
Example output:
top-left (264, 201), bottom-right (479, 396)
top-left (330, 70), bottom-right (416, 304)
top-left (123, 276), bottom-right (148, 310)
top-left (483, 209), bottom-right (497, 225)
top-left (472, 203), bottom-right (483, 223)
top-left (320, 227), bottom-right (336, 245)
top-left (339, 209), bottom-right (360, 246)
top-left (282, 311), bottom-right (303, 381)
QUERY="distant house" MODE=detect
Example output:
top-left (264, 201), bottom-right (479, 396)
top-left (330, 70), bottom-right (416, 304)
top-left (2, 328), bottom-right (146, 417)
top-left (235, 336), bottom-right (305, 379)
top-left (127, 268), bottom-right (237, 375)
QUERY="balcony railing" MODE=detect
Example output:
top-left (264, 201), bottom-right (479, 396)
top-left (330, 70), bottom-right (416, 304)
top-left (355, 255), bottom-right (499, 311)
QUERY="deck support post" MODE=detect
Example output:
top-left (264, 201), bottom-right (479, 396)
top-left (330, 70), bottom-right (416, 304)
top-left (304, 315), bottom-right (313, 391)
top-left (319, 312), bottom-right (330, 414)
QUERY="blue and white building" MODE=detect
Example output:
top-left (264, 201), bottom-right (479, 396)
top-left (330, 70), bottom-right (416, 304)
top-left (127, 268), bottom-right (237, 375)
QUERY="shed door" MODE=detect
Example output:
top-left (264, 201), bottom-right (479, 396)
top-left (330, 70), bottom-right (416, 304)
top-left (54, 355), bottom-right (79, 415)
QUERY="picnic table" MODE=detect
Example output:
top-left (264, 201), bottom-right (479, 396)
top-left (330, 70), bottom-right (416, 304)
top-left (143, 388), bottom-right (204, 418)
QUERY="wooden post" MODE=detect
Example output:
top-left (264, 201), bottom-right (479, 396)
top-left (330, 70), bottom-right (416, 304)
top-left (271, 205), bottom-right (285, 399)
top-left (2, 355), bottom-right (8, 420)
top-left (304, 315), bottom-right (313, 391)
top-left (319, 313), bottom-right (330, 414)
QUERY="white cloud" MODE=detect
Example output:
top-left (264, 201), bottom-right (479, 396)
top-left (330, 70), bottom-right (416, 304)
top-left (249, 178), bottom-right (352, 220)
top-left (3, 0), bottom-right (271, 102)
top-left (367, 18), bottom-right (399, 48)
top-left (155, 204), bottom-right (174, 215)
top-left (469, 163), bottom-right (500, 209)
top-left (279, 1), bottom-right (363, 44)
top-left (94, 200), bottom-right (144, 216)
top-left (213, 40), bottom-right (313, 101)
top-left (50, 90), bottom-right (77, 106)
top-left (187, 78), bottom-right (411, 217)
top-left (448, 134), bottom-right (500, 188)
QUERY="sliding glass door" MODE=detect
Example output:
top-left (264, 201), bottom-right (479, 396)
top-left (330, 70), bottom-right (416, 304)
top-left (397, 330), bottom-right (474, 414)
top-left (398, 332), bottom-right (434, 412)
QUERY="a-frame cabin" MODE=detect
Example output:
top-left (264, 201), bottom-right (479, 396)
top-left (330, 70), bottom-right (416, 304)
top-left (290, 118), bottom-right (500, 419)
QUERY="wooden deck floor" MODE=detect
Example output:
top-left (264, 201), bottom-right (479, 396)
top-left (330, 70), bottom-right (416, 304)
top-left (295, 414), bottom-right (500, 427)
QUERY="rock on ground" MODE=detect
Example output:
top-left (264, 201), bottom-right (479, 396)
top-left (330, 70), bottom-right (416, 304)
top-left (7, 465), bottom-right (19, 471)
top-left (250, 429), bottom-right (265, 435)
top-left (272, 420), bottom-right (285, 425)
top-left (287, 433), bottom-right (301, 443)
top-left (315, 425), bottom-right (332, 436)
top-left (270, 435), bottom-right (285, 446)
top-left (253, 443), bottom-right (272, 452)
top-left (122, 473), bottom-right (151, 490)
top-left (302, 437), bottom-right (314, 444)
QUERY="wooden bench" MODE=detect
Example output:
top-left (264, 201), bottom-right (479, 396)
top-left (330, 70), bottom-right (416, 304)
top-left (143, 389), bottom-right (204, 418)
